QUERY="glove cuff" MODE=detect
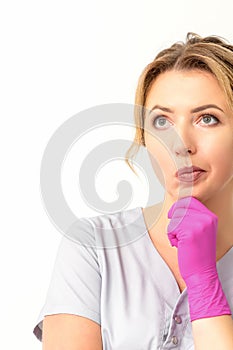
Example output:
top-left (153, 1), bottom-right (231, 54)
top-left (186, 269), bottom-right (231, 321)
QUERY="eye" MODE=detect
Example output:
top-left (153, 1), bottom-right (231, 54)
top-left (199, 114), bottom-right (220, 126)
top-left (152, 116), bottom-right (172, 130)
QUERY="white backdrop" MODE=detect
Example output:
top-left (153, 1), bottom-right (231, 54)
top-left (1, 0), bottom-right (232, 348)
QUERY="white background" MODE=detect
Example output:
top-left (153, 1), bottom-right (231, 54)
top-left (1, 0), bottom-right (232, 348)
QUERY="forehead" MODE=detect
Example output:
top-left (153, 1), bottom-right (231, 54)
top-left (145, 70), bottom-right (228, 110)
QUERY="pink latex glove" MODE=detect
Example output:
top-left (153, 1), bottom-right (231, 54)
top-left (167, 196), bottom-right (231, 321)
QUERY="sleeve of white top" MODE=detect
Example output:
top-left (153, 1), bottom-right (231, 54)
top-left (32, 218), bottom-right (101, 342)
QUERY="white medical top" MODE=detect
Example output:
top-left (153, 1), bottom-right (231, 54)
top-left (33, 206), bottom-right (233, 349)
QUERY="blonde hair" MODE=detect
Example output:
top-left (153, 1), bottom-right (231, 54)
top-left (125, 32), bottom-right (233, 176)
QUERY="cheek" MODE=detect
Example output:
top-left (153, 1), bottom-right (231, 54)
top-left (145, 135), bottom-right (176, 175)
top-left (199, 136), bottom-right (233, 176)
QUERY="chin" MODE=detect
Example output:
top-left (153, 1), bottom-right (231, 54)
top-left (189, 188), bottom-right (219, 204)
top-left (172, 183), bottom-right (210, 203)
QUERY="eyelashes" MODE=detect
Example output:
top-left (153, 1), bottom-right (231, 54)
top-left (199, 114), bottom-right (220, 125)
top-left (151, 116), bottom-right (171, 129)
top-left (151, 113), bottom-right (220, 130)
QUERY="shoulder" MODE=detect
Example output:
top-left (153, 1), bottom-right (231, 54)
top-left (82, 206), bottom-right (146, 249)
top-left (55, 206), bottom-right (147, 274)
top-left (63, 206), bottom-right (145, 250)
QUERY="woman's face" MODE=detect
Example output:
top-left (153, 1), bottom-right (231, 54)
top-left (144, 69), bottom-right (233, 202)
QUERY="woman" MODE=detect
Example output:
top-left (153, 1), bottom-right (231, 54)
top-left (33, 33), bottom-right (233, 349)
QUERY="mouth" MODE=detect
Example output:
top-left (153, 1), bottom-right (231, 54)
top-left (175, 166), bottom-right (206, 183)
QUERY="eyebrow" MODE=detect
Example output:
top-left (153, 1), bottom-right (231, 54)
top-left (150, 104), bottom-right (224, 113)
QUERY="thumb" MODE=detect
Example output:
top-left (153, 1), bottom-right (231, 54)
top-left (167, 196), bottom-right (193, 218)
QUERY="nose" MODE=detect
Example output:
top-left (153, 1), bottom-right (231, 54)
top-left (171, 127), bottom-right (196, 157)
top-left (174, 143), bottom-right (195, 156)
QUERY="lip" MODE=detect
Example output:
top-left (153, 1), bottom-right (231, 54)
top-left (176, 166), bottom-right (206, 183)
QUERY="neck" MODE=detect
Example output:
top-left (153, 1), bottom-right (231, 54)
top-left (202, 186), bottom-right (233, 260)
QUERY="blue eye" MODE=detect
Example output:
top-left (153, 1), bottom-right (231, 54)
top-left (200, 114), bottom-right (219, 125)
top-left (152, 116), bottom-right (172, 129)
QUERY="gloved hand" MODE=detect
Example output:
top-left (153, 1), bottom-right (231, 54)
top-left (167, 196), bottom-right (231, 321)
